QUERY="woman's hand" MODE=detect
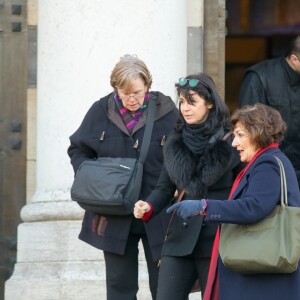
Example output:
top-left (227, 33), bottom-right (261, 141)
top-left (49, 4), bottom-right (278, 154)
top-left (166, 199), bottom-right (207, 220)
top-left (134, 200), bottom-right (151, 218)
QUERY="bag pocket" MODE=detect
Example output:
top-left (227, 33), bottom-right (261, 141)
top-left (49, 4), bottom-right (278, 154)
top-left (71, 157), bottom-right (137, 206)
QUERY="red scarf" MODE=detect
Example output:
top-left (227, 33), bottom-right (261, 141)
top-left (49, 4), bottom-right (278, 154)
top-left (203, 143), bottom-right (279, 300)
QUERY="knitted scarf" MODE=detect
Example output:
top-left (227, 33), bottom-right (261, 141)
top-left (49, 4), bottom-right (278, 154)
top-left (182, 122), bottom-right (211, 155)
top-left (114, 92), bottom-right (150, 133)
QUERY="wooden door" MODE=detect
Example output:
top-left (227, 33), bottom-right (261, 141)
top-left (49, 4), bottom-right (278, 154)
top-left (0, 1), bottom-right (27, 299)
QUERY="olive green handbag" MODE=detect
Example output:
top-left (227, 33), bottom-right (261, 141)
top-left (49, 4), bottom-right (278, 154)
top-left (219, 155), bottom-right (300, 274)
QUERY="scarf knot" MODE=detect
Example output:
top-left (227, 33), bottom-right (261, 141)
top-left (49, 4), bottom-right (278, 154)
top-left (114, 93), bottom-right (150, 133)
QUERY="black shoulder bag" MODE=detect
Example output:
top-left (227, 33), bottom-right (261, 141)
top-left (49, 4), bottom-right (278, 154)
top-left (70, 96), bottom-right (156, 215)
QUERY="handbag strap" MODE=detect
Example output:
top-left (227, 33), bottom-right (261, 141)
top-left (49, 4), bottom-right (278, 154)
top-left (176, 188), bottom-right (186, 203)
top-left (138, 94), bottom-right (156, 165)
top-left (273, 155), bottom-right (288, 207)
top-left (222, 131), bottom-right (232, 141)
top-left (158, 188), bottom-right (186, 267)
top-left (164, 188), bottom-right (186, 242)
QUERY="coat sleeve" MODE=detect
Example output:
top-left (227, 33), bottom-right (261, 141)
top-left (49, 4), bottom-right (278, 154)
top-left (205, 158), bottom-right (281, 225)
top-left (238, 71), bottom-right (267, 107)
top-left (145, 165), bottom-right (177, 214)
top-left (67, 102), bottom-right (100, 173)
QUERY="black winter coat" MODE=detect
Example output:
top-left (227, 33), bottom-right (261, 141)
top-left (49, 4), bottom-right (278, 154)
top-left (239, 56), bottom-right (300, 185)
top-left (146, 129), bottom-right (243, 257)
top-left (68, 91), bottom-right (178, 261)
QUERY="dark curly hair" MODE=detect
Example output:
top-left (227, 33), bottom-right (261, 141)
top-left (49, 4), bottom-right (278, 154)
top-left (231, 103), bottom-right (287, 149)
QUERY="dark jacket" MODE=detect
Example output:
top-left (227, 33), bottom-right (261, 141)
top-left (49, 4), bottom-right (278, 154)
top-left (239, 56), bottom-right (300, 184)
top-left (206, 148), bottom-right (300, 300)
top-left (146, 128), bottom-right (243, 257)
top-left (68, 91), bottom-right (178, 261)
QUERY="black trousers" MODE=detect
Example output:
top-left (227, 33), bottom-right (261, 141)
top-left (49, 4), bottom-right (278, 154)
top-left (156, 255), bottom-right (210, 300)
top-left (104, 233), bottom-right (159, 300)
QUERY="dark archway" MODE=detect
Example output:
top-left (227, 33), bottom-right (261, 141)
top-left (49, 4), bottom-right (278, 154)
top-left (225, 0), bottom-right (300, 111)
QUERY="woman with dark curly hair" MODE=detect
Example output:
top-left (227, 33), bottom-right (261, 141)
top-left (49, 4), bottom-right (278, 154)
top-left (134, 73), bottom-right (243, 299)
top-left (168, 103), bottom-right (300, 300)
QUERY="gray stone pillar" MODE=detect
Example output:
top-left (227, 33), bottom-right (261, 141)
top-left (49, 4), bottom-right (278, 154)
top-left (187, 0), bottom-right (204, 74)
top-left (5, 1), bottom-right (187, 299)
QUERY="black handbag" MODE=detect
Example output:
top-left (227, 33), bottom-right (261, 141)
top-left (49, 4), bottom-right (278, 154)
top-left (70, 96), bottom-right (155, 215)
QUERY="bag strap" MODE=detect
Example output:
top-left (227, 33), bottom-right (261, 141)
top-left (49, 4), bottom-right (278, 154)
top-left (223, 131), bottom-right (232, 141)
top-left (163, 188), bottom-right (186, 240)
top-left (273, 155), bottom-right (288, 207)
top-left (175, 188), bottom-right (186, 203)
top-left (138, 94), bottom-right (156, 164)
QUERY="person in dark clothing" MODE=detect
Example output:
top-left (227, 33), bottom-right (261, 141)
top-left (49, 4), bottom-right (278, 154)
top-left (239, 34), bottom-right (300, 186)
top-left (168, 103), bottom-right (300, 300)
top-left (67, 54), bottom-right (178, 300)
top-left (134, 73), bottom-right (244, 300)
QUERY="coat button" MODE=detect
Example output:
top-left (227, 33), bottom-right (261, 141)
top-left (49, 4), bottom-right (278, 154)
top-left (182, 222), bottom-right (188, 228)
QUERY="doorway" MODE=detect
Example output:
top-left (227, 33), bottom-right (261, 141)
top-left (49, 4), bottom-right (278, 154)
top-left (0, 1), bottom-right (27, 299)
top-left (225, 0), bottom-right (300, 112)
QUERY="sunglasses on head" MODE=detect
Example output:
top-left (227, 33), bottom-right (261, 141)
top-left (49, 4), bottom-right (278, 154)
top-left (179, 77), bottom-right (215, 102)
top-left (179, 77), bottom-right (200, 88)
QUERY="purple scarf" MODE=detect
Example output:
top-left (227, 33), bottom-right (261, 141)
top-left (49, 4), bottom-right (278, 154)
top-left (114, 93), bottom-right (150, 133)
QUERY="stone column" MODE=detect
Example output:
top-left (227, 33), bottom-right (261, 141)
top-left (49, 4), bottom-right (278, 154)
top-left (5, 1), bottom-right (186, 299)
top-left (203, 0), bottom-right (226, 98)
top-left (187, 0), bottom-right (204, 74)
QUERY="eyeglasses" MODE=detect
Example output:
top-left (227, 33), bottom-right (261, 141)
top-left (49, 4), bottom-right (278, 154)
top-left (119, 91), bottom-right (145, 100)
top-left (179, 77), bottom-right (200, 88)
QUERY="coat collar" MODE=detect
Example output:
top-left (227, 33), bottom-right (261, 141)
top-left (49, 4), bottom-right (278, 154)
top-left (107, 91), bottom-right (176, 136)
top-left (230, 147), bottom-right (280, 199)
top-left (164, 130), bottom-right (233, 197)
